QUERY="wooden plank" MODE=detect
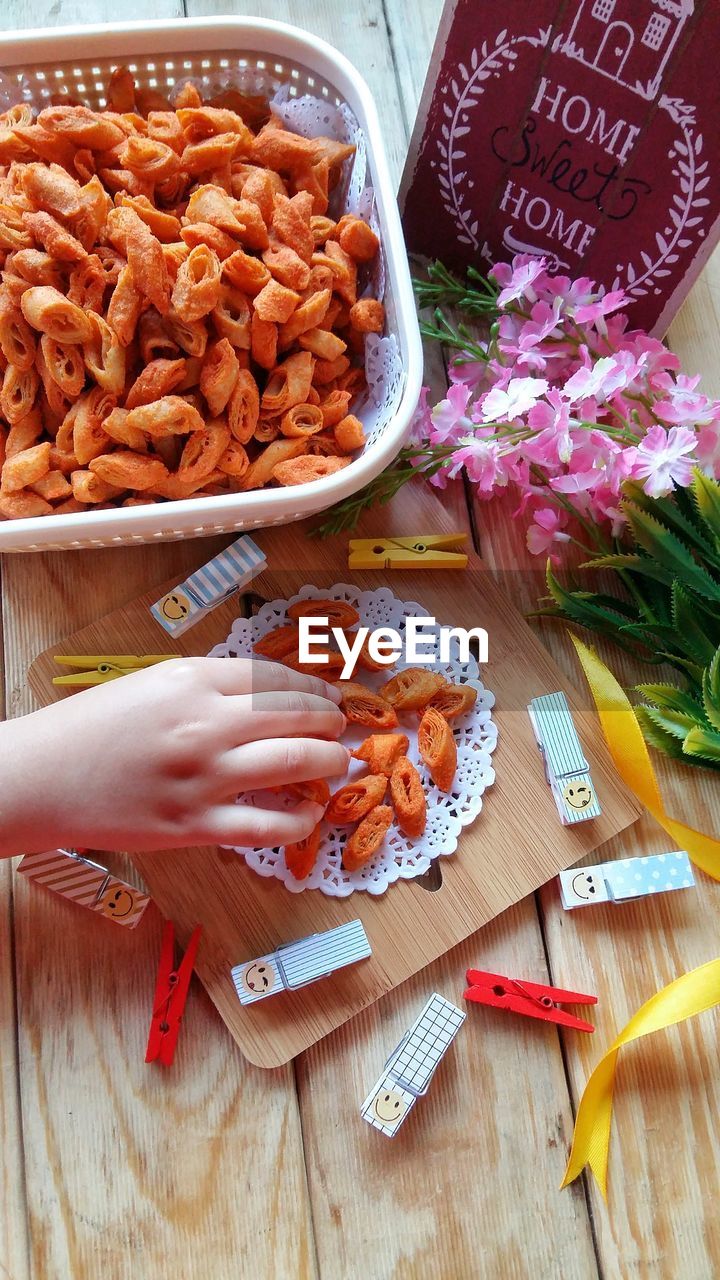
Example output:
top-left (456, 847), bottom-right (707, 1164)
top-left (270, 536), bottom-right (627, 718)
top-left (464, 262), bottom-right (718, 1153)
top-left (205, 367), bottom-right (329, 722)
top-left (0, 564), bottom-right (31, 1280)
top-left (468, 248), bottom-right (720, 1277)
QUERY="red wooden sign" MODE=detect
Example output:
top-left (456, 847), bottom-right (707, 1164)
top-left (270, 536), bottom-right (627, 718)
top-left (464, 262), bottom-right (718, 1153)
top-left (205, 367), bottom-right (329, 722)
top-left (400, 0), bottom-right (720, 335)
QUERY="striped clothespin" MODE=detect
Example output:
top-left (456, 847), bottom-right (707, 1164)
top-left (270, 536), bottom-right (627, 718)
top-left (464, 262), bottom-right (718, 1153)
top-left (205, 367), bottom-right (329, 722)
top-left (150, 535), bottom-right (266, 636)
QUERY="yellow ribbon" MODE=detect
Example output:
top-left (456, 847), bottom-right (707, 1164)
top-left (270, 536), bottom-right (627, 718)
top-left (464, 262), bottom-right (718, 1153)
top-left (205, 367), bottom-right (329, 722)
top-left (568, 633), bottom-right (720, 880)
top-left (561, 957), bottom-right (720, 1198)
top-left (561, 634), bottom-right (720, 1197)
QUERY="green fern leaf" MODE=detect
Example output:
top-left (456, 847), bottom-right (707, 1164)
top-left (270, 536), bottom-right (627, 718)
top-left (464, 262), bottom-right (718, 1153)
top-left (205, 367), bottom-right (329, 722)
top-left (671, 582), bottom-right (718, 665)
top-left (683, 724), bottom-right (720, 765)
top-left (692, 469), bottom-right (720, 546)
top-left (701, 647), bottom-right (720, 730)
top-left (624, 505), bottom-right (720, 603)
top-left (637, 683), bottom-right (707, 722)
top-left (639, 704), bottom-right (699, 741)
top-left (635, 706), bottom-right (687, 760)
top-left (622, 480), bottom-right (719, 564)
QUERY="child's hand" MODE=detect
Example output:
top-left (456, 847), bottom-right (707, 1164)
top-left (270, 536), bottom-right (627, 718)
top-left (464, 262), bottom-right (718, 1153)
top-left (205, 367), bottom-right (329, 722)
top-left (0, 658), bottom-right (349, 855)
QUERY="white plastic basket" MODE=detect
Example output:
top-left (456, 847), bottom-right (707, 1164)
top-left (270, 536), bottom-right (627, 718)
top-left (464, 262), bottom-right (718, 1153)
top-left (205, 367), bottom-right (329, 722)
top-left (0, 17), bottom-right (423, 552)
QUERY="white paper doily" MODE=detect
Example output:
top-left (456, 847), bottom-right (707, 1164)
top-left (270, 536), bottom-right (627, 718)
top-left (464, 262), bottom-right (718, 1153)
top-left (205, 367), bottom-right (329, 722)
top-left (209, 584), bottom-right (498, 896)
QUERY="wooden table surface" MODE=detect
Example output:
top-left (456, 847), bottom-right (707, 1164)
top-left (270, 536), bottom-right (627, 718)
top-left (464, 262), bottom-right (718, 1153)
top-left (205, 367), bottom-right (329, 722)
top-left (1, 3), bottom-right (719, 1278)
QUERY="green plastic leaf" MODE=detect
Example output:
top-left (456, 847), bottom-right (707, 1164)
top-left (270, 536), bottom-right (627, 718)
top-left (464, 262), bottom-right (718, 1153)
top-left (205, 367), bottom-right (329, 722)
top-left (635, 706), bottom-right (687, 761)
top-left (621, 480), bottom-right (719, 564)
top-left (636, 683), bottom-right (707, 723)
top-left (581, 552), bottom-right (675, 586)
top-left (683, 724), bottom-right (720, 765)
top-left (702, 647), bottom-right (720, 731)
top-left (624, 504), bottom-right (720, 603)
top-left (544, 566), bottom-right (638, 630)
top-left (692, 469), bottom-right (720, 545)
top-left (671, 581), bottom-right (718, 665)
top-left (639, 704), bottom-right (699, 741)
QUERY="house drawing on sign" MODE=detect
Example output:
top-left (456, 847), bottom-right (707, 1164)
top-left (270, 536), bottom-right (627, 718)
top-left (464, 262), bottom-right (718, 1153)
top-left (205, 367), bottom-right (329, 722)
top-left (562, 0), bottom-right (694, 100)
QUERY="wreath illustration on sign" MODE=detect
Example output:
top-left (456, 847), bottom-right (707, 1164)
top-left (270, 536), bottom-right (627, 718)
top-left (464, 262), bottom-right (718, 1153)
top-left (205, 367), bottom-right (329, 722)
top-left (437, 28), bottom-right (708, 300)
top-left (610, 97), bottom-right (708, 299)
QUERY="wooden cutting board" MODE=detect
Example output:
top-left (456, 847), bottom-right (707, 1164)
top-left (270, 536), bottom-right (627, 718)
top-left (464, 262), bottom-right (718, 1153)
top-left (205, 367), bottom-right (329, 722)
top-left (28, 529), bottom-right (640, 1067)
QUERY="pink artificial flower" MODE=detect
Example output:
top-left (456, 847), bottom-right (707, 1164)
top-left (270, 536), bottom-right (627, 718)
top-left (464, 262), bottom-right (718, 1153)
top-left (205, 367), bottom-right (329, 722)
top-left (492, 254), bottom-right (548, 307)
top-left (526, 390), bottom-right (573, 465)
top-left (695, 421), bottom-right (720, 477)
top-left (563, 356), bottom-right (630, 405)
top-left (652, 373), bottom-right (719, 427)
top-left (447, 438), bottom-right (503, 493)
top-left (408, 385), bottom-right (432, 445)
top-left (480, 375), bottom-right (549, 422)
top-left (526, 507), bottom-right (571, 558)
top-left (429, 382), bottom-right (473, 444)
top-left (572, 289), bottom-right (626, 325)
top-left (625, 425), bottom-right (698, 497)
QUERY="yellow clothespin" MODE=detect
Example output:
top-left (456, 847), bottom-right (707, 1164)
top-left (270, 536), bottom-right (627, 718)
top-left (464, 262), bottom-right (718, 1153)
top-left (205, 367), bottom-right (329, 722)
top-left (348, 533), bottom-right (469, 571)
top-left (52, 655), bottom-right (176, 686)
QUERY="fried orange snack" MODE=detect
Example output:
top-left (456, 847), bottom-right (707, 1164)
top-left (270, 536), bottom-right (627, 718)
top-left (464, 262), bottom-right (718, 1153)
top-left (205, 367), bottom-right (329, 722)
top-left (351, 733), bottom-right (410, 777)
top-left (326, 774), bottom-right (388, 824)
top-left (390, 757), bottom-right (427, 839)
top-left (253, 623), bottom-right (300, 660)
top-left (287, 598), bottom-right (359, 628)
top-left (350, 298), bottom-right (385, 333)
top-left (343, 804), bottom-right (392, 872)
top-left (380, 668), bottom-right (447, 713)
top-left (272, 455), bottom-right (349, 485)
top-left (284, 823), bottom-right (322, 881)
top-left (339, 682), bottom-right (398, 731)
top-left (0, 66), bottom-right (381, 523)
top-left (427, 683), bottom-right (479, 722)
top-left (418, 708), bottom-right (457, 793)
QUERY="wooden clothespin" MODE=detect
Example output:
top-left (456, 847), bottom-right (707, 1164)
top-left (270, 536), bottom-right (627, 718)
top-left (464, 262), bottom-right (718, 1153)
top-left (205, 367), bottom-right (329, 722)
top-left (231, 920), bottom-right (371, 1006)
top-left (528, 691), bottom-right (601, 824)
top-left (559, 850), bottom-right (694, 910)
top-left (53, 655), bottom-right (174, 685)
top-left (464, 968), bottom-right (597, 1032)
top-left (150, 534), bottom-right (266, 636)
top-left (361, 993), bottom-right (466, 1137)
top-left (17, 848), bottom-right (151, 928)
top-left (145, 921), bottom-right (202, 1066)
top-left (348, 533), bottom-right (468, 570)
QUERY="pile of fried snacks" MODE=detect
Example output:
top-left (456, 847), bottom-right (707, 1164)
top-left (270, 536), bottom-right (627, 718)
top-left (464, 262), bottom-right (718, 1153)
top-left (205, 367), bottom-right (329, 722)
top-left (254, 599), bottom-right (478, 879)
top-left (0, 67), bottom-right (384, 519)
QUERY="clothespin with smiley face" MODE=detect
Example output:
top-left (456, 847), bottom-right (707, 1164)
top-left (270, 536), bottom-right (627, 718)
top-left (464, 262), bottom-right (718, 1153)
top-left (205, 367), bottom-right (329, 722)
top-left (361, 993), bottom-right (466, 1137)
top-left (559, 851), bottom-right (695, 909)
top-left (150, 535), bottom-right (266, 637)
top-left (232, 919), bottom-right (372, 1006)
top-left (528, 691), bottom-right (601, 825)
top-left (17, 848), bottom-right (151, 928)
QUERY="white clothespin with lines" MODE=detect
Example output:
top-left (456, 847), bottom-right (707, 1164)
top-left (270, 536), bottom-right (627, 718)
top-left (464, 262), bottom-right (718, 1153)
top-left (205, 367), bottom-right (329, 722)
top-left (361, 993), bottom-right (466, 1137)
top-left (559, 850), bottom-right (695, 909)
top-left (528, 691), bottom-right (601, 825)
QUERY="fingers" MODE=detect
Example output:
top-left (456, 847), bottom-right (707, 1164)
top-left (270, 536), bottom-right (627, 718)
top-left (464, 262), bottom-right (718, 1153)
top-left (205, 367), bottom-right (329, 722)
top-left (219, 737), bottom-right (349, 791)
top-left (205, 656), bottom-right (342, 704)
top-left (208, 799), bottom-right (325, 848)
top-left (225, 691), bottom-right (346, 744)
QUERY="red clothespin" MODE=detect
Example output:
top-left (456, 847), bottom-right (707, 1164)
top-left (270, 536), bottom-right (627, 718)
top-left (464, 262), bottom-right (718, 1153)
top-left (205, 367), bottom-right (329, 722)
top-left (463, 969), bottom-right (597, 1033)
top-left (145, 921), bottom-right (202, 1066)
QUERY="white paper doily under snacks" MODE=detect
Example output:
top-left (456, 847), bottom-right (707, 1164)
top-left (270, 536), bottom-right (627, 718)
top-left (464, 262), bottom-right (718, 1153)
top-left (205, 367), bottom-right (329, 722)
top-left (210, 584), bottom-right (497, 896)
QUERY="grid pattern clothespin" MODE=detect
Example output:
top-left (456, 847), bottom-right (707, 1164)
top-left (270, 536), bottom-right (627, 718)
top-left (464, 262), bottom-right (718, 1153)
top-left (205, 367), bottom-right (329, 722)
top-left (528, 691), bottom-right (601, 825)
top-left (559, 850), bottom-right (695, 909)
top-left (361, 993), bottom-right (466, 1137)
top-left (232, 919), bottom-right (371, 1006)
top-left (150, 535), bottom-right (266, 636)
